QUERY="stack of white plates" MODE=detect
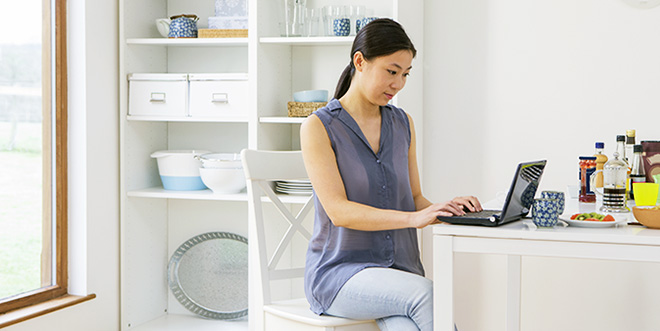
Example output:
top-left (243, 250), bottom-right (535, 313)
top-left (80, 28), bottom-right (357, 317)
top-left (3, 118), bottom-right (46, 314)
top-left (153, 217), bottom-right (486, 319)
top-left (275, 180), bottom-right (313, 195)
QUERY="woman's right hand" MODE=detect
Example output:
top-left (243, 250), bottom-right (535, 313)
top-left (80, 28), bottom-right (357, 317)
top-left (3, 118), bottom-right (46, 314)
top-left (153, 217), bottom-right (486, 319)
top-left (409, 201), bottom-right (466, 228)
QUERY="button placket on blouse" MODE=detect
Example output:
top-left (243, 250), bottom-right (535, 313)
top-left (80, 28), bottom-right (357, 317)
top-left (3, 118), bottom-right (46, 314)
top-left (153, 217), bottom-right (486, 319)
top-left (376, 156), bottom-right (388, 192)
top-left (384, 231), bottom-right (394, 265)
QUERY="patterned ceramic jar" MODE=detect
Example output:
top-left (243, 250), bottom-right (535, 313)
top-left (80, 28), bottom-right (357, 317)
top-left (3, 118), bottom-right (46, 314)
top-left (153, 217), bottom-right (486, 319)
top-left (531, 198), bottom-right (559, 227)
top-left (333, 18), bottom-right (350, 36)
top-left (540, 190), bottom-right (565, 214)
top-left (168, 14), bottom-right (199, 38)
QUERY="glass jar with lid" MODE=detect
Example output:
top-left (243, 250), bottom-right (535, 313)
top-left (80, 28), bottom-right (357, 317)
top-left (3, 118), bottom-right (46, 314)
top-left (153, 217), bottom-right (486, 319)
top-left (590, 151), bottom-right (629, 212)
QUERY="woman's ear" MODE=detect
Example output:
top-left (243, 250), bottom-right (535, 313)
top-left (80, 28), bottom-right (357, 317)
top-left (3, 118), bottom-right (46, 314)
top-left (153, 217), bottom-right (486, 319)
top-left (353, 51), bottom-right (365, 72)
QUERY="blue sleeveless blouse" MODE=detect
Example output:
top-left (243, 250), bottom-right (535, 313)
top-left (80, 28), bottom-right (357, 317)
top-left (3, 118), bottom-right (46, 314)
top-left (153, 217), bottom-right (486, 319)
top-left (304, 99), bottom-right (425, 315)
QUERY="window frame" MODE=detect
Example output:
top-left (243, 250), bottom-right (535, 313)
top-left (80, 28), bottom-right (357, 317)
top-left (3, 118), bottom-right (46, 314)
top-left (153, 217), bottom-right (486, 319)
top-left (0, 0), bottom-right (69, 315)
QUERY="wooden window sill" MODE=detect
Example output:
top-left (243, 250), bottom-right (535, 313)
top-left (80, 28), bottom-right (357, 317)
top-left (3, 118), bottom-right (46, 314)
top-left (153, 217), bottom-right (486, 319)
top-left (0, 294), bottom-right (96, 328)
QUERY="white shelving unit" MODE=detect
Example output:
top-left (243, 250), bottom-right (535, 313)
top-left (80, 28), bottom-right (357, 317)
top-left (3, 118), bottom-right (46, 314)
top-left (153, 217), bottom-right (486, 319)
top-left (127, 187), bottom-right (310, 204)
top-left (119, 0), bottom-right (422, 330)
top-left (127, 115), bottom-right (249, 122)
top-left (259, 116), bottom-right (306, 124)
top-left (127, 37), bottom-right (248, 46)
top-left (259, 36), bottom-right (353, 45)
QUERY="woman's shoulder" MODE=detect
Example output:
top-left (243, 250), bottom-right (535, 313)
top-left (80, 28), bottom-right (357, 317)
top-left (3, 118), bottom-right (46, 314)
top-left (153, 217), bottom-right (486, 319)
top-left (311, 99), bottom-right (342, 124)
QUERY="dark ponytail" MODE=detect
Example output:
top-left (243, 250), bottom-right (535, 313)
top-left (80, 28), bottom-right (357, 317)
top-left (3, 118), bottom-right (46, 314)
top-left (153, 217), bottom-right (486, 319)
top-left (334, 18), bottom-right (417, 100)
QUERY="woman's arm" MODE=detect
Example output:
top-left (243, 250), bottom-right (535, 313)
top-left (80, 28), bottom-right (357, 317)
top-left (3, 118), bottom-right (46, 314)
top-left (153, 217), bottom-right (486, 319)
top-left (406, 114), bottom-right (483, 214)
top-left (300, 115), bottom-right (467, 231)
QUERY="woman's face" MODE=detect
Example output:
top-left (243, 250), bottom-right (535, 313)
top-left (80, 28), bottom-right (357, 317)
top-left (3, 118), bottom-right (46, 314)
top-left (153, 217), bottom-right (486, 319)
top-left (355, 49), bottom-right (413, 106)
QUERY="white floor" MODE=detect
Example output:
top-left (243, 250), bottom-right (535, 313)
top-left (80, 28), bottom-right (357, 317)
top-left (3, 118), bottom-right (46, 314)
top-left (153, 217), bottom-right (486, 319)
top-left (131, 314), bottom-right (247, 331)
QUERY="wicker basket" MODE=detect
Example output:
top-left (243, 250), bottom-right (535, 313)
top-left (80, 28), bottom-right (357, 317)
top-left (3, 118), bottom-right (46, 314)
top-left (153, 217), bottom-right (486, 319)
top-left (198, 29), bottom-right (248, 38)
top-left (287, 102), bottom-right (327, 117)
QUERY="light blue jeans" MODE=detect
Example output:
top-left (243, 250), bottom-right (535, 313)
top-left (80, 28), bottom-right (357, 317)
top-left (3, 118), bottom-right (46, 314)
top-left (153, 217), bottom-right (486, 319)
top-left (325, 267), bottom-right (450, 331)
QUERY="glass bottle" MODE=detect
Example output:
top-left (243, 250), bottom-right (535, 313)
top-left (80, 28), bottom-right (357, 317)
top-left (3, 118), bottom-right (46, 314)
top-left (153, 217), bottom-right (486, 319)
top-left (594, 142), bottom-right (608, 188)
top-left (630, 144), bottom-right (647, 200)
top-left (625, 129), bottom-right (636, 164)
top-left (616, 135), bottom-right (632, 199)
top-left (616, 135), bottom-right (628, 164)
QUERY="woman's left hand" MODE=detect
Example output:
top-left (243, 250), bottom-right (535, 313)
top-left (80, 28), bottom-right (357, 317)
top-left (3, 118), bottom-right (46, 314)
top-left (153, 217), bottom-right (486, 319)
top-left (451, 196), bottom-right (483, 213)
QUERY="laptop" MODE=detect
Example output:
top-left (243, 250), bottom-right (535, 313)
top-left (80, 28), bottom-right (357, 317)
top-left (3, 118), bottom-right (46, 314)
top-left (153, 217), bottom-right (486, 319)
top-left (436, 160), bottom-right (547, 227)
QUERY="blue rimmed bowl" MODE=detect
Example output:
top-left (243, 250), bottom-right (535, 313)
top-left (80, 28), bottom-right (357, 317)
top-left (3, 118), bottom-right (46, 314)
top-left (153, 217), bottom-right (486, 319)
top-left (293, 90), bottom-right (328, 103)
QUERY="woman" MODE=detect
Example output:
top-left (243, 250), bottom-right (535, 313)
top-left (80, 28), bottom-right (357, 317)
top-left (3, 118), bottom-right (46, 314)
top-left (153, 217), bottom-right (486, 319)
top-left (301, 19), bottom-right (481, 331)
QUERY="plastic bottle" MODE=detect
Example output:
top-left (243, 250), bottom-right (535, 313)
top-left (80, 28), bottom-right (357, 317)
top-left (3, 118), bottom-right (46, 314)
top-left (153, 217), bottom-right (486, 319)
top-left (594, 142), bottom-right (607, 188)
top-left (579, 156), bottom-right (596, 203)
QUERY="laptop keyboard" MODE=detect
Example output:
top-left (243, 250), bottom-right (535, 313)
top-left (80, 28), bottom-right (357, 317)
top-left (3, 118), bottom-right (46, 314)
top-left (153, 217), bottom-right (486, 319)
top-left (458, 209), bottom-right (501, 218)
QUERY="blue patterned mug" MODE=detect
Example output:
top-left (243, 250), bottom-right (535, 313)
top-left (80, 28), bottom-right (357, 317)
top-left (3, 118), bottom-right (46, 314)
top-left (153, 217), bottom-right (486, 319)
top-left (333, 18), bottom-right (350, 36)
top-left (168, 14), bottom-right (199, 38)
top-left (540, 190), bottom-right (565, 214)
top-left (531, 198), bottom-right (559, 227)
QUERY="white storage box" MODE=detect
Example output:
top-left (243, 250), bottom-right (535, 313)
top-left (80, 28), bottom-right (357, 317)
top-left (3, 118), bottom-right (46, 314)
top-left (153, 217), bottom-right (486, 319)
top-left (188, 73), bottom-right (248, 118)
top-left (215, 0), bottom-right (248, 17)
top-left (208, 16), bottom-right (248, 29)
top-left (128, 73), bottom-right (188, 117)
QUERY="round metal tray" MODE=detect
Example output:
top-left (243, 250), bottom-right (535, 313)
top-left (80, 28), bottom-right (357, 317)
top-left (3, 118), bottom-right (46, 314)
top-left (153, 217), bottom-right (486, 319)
top-left (168, 231), bottom-right (248, 320)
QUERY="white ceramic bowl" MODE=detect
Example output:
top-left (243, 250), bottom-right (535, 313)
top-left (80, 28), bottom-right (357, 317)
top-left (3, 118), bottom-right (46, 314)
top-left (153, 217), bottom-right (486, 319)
top-left (199, 167), bottom-right (246, 194)
top-left (150, 150), bottom-right (210, 190)
top-left (196, 153), bottom-right (242, 169)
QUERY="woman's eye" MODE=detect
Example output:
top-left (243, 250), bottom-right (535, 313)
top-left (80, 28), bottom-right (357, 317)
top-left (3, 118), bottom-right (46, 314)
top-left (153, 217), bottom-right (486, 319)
top-left (387, 69), bottom-right (397, 75)
top-left (403, 72), bottom-right (410, 77)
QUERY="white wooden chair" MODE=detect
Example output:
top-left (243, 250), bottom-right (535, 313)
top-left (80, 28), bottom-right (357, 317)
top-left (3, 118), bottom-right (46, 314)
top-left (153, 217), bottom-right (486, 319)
top-left (242, 149), bottom-right (379, 331)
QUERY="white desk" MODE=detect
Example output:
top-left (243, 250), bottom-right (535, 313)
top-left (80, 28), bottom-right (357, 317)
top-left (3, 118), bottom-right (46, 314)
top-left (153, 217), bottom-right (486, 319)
top-left (432, 200), bottom-right (660, 331)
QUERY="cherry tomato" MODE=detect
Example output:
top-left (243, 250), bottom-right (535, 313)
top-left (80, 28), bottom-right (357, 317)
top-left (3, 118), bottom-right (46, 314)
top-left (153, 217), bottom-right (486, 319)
top-left (585, 218), bottom-right (599, 222)
top-left (570, 213), bottom-right (580, 220)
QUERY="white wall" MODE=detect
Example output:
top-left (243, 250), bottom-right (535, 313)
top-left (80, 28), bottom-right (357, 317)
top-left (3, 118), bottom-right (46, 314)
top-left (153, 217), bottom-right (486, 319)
top-left (423, 0), bottom-right (660, 330)
top-left (6, 0), bottom-right (120, 329)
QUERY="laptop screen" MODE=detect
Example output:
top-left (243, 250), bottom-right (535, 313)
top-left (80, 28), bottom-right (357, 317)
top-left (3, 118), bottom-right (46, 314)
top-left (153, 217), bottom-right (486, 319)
top-left (498, 160), bottom-right (547, 224)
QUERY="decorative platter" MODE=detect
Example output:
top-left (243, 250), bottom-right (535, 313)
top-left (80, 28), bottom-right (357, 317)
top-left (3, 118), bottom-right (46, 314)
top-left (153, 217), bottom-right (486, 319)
top-left (559, 216), bottom-right (628, 228)
top-left (168, 231), bottom-right (248, 320)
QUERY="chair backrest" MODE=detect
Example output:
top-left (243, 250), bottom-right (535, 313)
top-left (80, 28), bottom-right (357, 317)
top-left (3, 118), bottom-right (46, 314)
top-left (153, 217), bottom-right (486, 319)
top-left (242, 149), bottom-right (314, 306)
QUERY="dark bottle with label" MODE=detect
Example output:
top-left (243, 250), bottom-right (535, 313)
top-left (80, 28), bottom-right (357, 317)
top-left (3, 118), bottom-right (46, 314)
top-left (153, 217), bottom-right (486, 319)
top-left (630, 144), bottom-right (647, 200)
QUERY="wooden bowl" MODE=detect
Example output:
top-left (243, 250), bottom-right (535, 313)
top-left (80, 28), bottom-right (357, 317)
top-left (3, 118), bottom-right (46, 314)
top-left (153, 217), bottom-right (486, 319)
top-left (632, 206), bottom-right (660, 229)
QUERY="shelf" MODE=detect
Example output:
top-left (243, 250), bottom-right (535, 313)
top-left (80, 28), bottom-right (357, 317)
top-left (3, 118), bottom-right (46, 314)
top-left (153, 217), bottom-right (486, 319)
top-left (127, 186), bottom-right (312, 204)
top-left (259, 36), bottom-right (354, 46)
top-left (129, 314), bottom-right (247, 331)
top-left (126, 38), bottom-right (248, 47)
top-left (128, 187), bottom-right (247, 201)
top-left (127, 115), bottom-right (249, 123)
top-left (259, 116), bottom-right (306, 124)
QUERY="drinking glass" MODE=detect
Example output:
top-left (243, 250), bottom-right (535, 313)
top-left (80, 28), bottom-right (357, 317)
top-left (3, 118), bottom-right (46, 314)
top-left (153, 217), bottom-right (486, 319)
top-left (332, 6), bottom-right (349, 36)
top-left (323, 5), bottom-right (336, 36)
top-left (354, 5), bottom-right (366, 34)
top-left (279, 0), bottom-right (306, 37)
top-left (305, 8), bottom-right (321, 36)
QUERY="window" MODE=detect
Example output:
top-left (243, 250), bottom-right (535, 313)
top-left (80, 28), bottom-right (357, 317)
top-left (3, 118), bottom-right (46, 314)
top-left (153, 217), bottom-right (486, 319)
top-left (0, 0), bottom-right (72, 320)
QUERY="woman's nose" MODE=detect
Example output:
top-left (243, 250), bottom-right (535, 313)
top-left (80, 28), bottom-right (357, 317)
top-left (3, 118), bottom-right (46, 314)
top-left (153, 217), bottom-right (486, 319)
top-left (391, 76), bottom-right (405, 90)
